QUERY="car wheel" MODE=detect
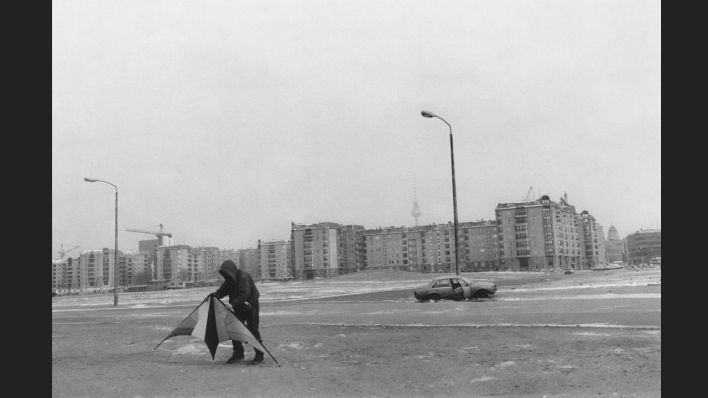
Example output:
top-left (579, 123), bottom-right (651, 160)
top-left (475, 290), bottom-right (490, 299)
top-left (429, 294), bottom-right (441, 302)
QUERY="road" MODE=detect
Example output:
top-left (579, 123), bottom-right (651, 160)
top-left (52, 269), bottom-right (661, 397)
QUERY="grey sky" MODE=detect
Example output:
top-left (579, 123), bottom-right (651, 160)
top-left (52, 0), bottom-right (661, 258)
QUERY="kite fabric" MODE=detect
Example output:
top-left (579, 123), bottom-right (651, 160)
top-left (154, 296), bottom-right (278, 365)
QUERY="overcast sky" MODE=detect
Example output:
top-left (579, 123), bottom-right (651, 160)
top-left (52, 0), bottom-right (660, 258)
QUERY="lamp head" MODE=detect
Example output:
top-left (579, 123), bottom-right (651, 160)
top-left (421, 110), bottom-right (436, 118)
top-left (84, 177), bottom-right (98, 182)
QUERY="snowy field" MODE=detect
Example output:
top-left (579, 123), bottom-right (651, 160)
top-left (51, 278), bottom-right (430, 311)
top-left (53, 268), bottom-right (661, 397)
top-left (52, 268), bottom-right (660, 312)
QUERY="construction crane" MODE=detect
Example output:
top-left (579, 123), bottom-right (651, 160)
top-left (126, 223), bottom-right (173, 246)
top-left (522, 186), bottom-right (535, 202)
top-left (57, 244), bottom-right (80, 259)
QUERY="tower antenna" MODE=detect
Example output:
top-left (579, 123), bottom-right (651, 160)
top-left (411, 185), bottom-right (421, 226)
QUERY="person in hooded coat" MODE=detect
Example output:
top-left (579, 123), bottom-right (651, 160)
top-left (208, 260), bottom-right (264, 364)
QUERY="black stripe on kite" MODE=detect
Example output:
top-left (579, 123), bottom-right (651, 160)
top-left (204, 297), bottom-right (220, 360)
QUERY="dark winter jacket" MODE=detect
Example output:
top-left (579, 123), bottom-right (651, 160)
top-left (213, 260), bottom-right (260, 308)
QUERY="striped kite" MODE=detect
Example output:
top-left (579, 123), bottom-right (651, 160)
top-left (154, 296), bottom-right (278, 365)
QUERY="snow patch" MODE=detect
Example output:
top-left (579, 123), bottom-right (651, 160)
top-left (496, 361), bottom-right (515, 369)
top-left (499, 293), bottom-right (660, 301)
top-left (470, 376), bottom-right (495, 383)
top-left (261, 310), bottom-right (315, 316)
top-left (279, 342), bottom-right (304, 350)
top-left (128, 312), bottom-right (174, 318)
top-left (557, 365), bottom-right (577, 370)
top-left (289, 321), bottom-right (659, 330)
top-left (362, 310), bottom-right (410, 315)
top-left (573, 332), bottom-right (611, 337)
top-left (172, 344), bottom-right (207, 356)
top-left (152, 325), bottom-right (173, 331)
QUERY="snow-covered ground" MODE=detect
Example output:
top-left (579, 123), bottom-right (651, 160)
top-left (53, 268), bottom-right (661, 397)
top-left (51, 268), bottom-right (661, 311)
top-left (51, 279), bottom-right (429, 310)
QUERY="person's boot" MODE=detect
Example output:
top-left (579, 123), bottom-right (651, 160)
top-left (249, 351), bottom-right (264, 365)
top-left (227, 351), bottom-right (245, 364)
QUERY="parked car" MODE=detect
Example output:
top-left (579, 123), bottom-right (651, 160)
top-left (413, 276), bottom-right (497, 301)
top-left (564, 269), bottom-right (575, 275)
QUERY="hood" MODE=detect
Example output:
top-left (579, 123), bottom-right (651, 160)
top-left (218, 260), bottom-right (240, 282)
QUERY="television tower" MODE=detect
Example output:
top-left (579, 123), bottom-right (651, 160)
top-left (411, 186), bottom-right (421, 226)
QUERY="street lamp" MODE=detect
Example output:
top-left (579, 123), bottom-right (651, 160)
top-left (421, 110), bottom-right (460, 276)
top-left (84, 177), bottom-right (119, 306)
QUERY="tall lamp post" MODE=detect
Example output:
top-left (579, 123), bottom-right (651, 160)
top-left (84, 177), bottom-right (119, 306)
top-left (421, 110), bottom-right (460, 276)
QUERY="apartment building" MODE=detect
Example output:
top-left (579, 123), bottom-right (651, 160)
top-left (119, 251), bottom-right (150, 286)
top-left (78, 249), bottom-right (117, 288)
top-left (139, 239), bottom-right (160, 280)
top-left (52, 257), bottom-right (81, 293)
top-left (56, 190), bottom-right (620, 287)
top-left (186, 248), bottom-right (204, 283)
top-left (236, 247), bottom-right (261, 280)
top-left (626, 229), bottom-right (661, 265)
top-left (291, 222), bottom-right (339, 279)
top-left (496, 195), bottom-right (584, 270)
top-left (64, 256), bottom-right (81, 291)
top-left (52, 259), bottom-right (66, 292)
top-left (458, 220), bottom-right (499, 271)
top-left (194, 246), bottom-right (220, 281)
top-left (337, 224), bottom-right (365, 274)
top-left (358, 220), bottom-right (498, 273)
top-left (578, 211), bottom-right (608, 268)
top-left (258, 239), bottom-right (292, 280)
top-left (360, 225), bottom-right (417, 272)
top-left (155, 245), bottom-right (191, 286)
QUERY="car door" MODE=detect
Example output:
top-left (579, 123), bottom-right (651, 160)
top-left (433, 278), bottom-right (453, 298)
top-left (456, 278), bottom-right (472, 299)
top-left (450, 278), bottom-right (466, 300)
